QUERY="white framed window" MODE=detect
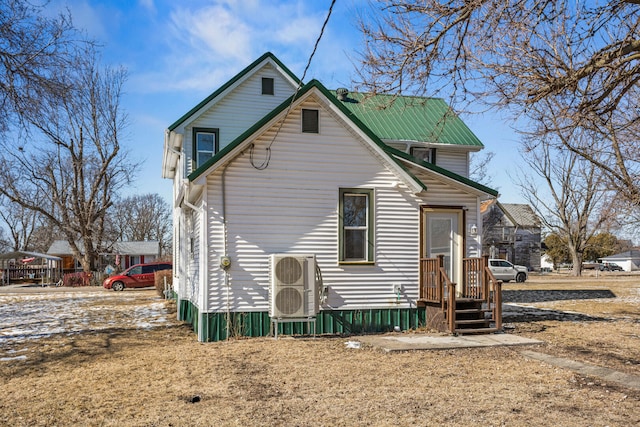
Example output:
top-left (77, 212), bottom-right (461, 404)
top-left (193, 128), bottom-right (219, 169)
top-left (410, 146), bottom-right (436, 164)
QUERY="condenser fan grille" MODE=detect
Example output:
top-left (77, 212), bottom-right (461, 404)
top-left (270, 254), bottom-right (317, 319)
top-left (274, 256), bottom-right (303, 285)
top-left (275, 287), bottom-right (303, 315)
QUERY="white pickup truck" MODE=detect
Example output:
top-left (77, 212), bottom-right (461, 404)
top-left (488, 259), bottom-right (528, 283)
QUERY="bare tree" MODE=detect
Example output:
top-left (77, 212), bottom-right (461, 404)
top-left (0, 227), bottom-right (9, 253)
top-left (357, 1), bottom-right (640, 206)
top-left (0, 196), bottom-right (41, 251)
top-left (469, 150), bottom-right (495, 187)
top-left (0, 0), bottom-right (83, 132)
top-left (109, 194), bottom-right (172, 256)
top-left (0, 48), bottom-right (135, 272)
top-left (517, 132), bottom-right (614, 276)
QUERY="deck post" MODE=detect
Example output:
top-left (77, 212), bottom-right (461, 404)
top-left (494, 281), bottom-right (503, 331)
top-left (482, 255), bottom-right (490, 304)
top-left (438, 255), bottom-right (445, 312)
top-left (447, 280), bottom-right (456, 333)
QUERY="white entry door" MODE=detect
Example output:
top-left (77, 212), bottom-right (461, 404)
top-left (424, 210), bottom-right (463, 288)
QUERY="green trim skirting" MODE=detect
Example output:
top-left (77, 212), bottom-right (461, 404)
top-left (178, 299), bottom-right (426, 342)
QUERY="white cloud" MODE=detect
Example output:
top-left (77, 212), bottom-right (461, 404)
top-left (49, 0), bottom-right (108, 39)
top-left (169, 5), bottom-right (253, 63)
top-left (273, 15), bottom-right (322, 45)
top-left (142, 0), bottom-right (332, 92)
top-left (139, 0), bottom-right (156, 14)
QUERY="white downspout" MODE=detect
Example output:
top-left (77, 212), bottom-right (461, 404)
top-left (221, 163), bottom-right (231, 340)
top-left (182, 184), bottom-right (206, 340)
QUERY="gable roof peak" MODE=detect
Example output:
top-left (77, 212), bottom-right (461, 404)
top-left (168, 52), bottom-right (301, 131)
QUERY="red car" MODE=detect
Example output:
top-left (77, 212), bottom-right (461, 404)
top-left (103, 262), bottom-right (172, 291)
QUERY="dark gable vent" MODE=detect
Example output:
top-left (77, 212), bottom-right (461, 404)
top-left (302, 109), bottom-right (319, 133)
top-left (262, 77), bottom-right (274, 95)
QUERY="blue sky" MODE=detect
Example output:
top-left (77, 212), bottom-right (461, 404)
top-left (48, 0), bottom-right (525, 205)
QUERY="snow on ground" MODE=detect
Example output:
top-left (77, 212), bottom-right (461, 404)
top-left (0, 287), bottom-right (172, 348)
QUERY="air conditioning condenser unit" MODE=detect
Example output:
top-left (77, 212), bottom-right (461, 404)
top-left (269, 254), bottom-right (318, 318)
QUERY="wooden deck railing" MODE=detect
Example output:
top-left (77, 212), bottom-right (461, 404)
top-left (419, 255), bottom-right (503, 332)
top-left (419, 257), bottom-right (442, 302)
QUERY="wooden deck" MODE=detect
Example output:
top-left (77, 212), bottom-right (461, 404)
top-left (418, 255), bottom-right (502, 334)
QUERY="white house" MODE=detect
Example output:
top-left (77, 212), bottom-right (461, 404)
top-left (162, 53), bottom-right (499, 341)
top-left (599, 250), bottom-right (640, 272)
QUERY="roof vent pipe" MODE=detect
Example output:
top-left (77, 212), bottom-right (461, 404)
top-left (336, 87), bottom-right (349, 101)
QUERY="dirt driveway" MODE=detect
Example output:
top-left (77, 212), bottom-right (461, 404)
top-left (0, 276), bottom-right (639, 426)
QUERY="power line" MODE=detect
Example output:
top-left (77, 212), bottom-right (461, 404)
top-left (250, 0), bottom-right (337, 170)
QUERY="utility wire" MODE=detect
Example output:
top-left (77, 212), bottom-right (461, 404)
top-left (250, 0), bottom-right (337, 170)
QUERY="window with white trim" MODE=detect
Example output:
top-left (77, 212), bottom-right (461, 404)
top-left (410, 146), bottom-right (436, 164)
top-left (193, 127), bottom-right (219, 169)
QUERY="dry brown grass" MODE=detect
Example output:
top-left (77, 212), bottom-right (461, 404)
top-left (1, 273), bottom-right (639, 426)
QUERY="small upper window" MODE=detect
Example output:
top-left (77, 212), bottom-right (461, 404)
top-left (193, 128), bottom-right (219, 169)
top-left (262, 77), bottom-right (274, 95)
top-left (302, 109), bottom-right (319, 133)
top-left (410, 147), bottom-right (436, 164)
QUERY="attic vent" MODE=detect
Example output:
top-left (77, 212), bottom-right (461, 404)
top-left (336, 87), bottom-right (349, 101)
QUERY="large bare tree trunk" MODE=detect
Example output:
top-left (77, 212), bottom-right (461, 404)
top-left (0, 47), bottom-right (134, 273)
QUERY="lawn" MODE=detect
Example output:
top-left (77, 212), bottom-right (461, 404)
top-left (0, 273), bottom-right (638, 426)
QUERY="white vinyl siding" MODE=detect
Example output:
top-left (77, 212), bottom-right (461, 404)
top-left (203, 98), bottom-right (432, 312)
top-left (183, 63), bottom-right (296, 175)
top-left (436, 149), bottom-right (469, 177)
top-left (185, 208), bottom-right (201, 305)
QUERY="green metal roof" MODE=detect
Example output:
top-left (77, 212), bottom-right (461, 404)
top-left (168, 52), bottom-right (300, 131)
top-left (386, 147), bottom-right (499, 197)
top-left (188, 78), bottom-right (497, 197)
top-left (331, 91), bottom-right (483, 147)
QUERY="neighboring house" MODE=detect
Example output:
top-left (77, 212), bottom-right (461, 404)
top-left (599, 250), bottom-right (640, 272)
top-left (162, 52), bottom-right (499, 342)
top-left (0, 251), bottom-right (63, 285)
top-left (47, 240), bottom-right (161, 273)
top-left (481, 200), bottom-right (542, 271)
top-left (540, 254), bottom-right (554, 272)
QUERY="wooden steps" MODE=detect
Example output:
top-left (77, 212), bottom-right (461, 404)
top-left (449, 299), bottom-right (497, 335)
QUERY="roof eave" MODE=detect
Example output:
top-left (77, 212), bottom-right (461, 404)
top-left (388, 148), bottom-right (499, 198)
top-left (188, 80), bottom-right (427, 194)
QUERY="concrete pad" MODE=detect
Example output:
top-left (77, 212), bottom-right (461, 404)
top-left (521, 350), bottom-right (640, 390)
top-left (354, 333), bottom-right (543, 352)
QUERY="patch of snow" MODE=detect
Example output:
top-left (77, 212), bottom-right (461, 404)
top-left (1, 355), bottom-right (27, 362)
top-left (0, 290), bottom-right (172, 348)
